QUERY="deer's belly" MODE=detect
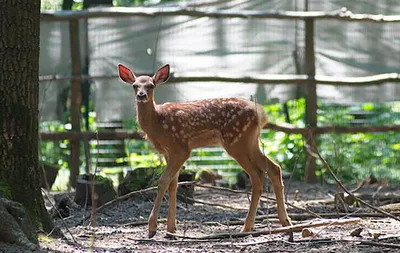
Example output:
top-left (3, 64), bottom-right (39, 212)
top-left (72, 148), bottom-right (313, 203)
top-left (188, 130), bottom-right (223, 149)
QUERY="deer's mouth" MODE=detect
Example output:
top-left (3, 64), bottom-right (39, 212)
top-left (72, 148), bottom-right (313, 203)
top-left (137, 98), bottom-right (149, 103)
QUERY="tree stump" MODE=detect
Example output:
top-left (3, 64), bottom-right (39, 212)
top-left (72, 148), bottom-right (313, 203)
top-left (74, 174), bottom-right (116, 207)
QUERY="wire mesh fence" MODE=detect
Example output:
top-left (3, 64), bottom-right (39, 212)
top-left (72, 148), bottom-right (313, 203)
top-left (38, 3), bottom-right (400, 188)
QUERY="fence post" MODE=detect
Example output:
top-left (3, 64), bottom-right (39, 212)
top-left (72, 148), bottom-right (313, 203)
top-left (69, 19), bottom-right (82, 188)
top-left (304, 18), bottom-right (317, 183)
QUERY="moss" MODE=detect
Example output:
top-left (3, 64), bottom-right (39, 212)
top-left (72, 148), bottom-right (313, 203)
top-left (38, 233), bottom-right (53, 243)
top-left (95, 174), bottom-right (114, 188)
top-left (0, 181), bottom-right (12, 199)
top-left (95, 174), bottom-right (109, 183)
top-left (180, 169), bottom-right (196, 176)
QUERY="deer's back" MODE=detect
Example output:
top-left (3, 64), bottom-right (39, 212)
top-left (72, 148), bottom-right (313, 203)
top-left (155, 98), bottom-right (266, 148)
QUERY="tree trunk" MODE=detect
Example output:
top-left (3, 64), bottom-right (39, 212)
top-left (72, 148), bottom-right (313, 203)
top-left (0, 0), bottom-right (54, 234)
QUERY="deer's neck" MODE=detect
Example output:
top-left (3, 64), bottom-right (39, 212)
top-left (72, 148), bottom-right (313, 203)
top-left (136, 100), bottom-right (158, 133)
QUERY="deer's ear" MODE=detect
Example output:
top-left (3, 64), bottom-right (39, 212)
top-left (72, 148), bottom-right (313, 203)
top-left (153, 64), bottom-right (170, 85)
top-left (118, 64), bottom-right (136, 84)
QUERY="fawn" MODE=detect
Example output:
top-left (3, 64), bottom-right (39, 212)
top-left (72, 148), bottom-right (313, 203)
top-left (118, 64), bottom-right (292, 238)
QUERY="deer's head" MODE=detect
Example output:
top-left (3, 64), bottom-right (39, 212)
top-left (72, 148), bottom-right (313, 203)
top-left (118, 64), bottom-right (170, 103)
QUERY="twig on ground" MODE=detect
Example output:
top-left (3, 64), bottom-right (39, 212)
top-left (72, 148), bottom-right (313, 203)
top-left (273, 212), bottom-right (399, 220)
top-left (166, 218), bottom-right (361, 240)
top-left (177, 194), bottom-right (247, 211)
top-left (212, 238), bottom-right (298, 248)
top-left (305, 133), bottom-right (400, 223)
top-left (260, 196), bottom-right (322, 219)
top-left (194, 183), bottom-right (247, 194)
top-left (122, 220), bottom-right (150, 227)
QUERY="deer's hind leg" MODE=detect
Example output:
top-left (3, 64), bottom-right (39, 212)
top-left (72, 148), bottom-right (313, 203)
top-left (225, 141), bottom-right (265, 232)
top-left (250, 143), bottom-right (292, 227)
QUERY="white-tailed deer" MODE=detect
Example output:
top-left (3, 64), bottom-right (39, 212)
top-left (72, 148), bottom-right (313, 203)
top-left (118, 64), bottom-right (292, 238)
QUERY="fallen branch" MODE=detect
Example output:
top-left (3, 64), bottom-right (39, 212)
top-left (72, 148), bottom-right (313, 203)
top-left (127, 237), bottom-right (222, 244)
top-left (305, 134), bottom-right (400, 223)
top-left (267, 212), bottom-right (400, 221)
top-left (359, 240), bottom-right (400, 249)
top-left (166, 218), bottom-right (361, 240)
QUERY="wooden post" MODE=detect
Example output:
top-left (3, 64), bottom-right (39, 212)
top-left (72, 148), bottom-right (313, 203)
top-left (304, 18), bottom-right (317, 183)
top-left (69, 19), bottom-right (82, 188)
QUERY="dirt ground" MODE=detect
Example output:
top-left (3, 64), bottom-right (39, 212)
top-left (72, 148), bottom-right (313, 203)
top-left (2, 180), bottom-right (400, 253)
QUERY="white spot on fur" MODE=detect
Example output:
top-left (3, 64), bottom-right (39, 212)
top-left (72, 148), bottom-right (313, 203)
top-left (163, 124), bottom-right (168, 129)
top-left (172, 126), bottom-right (176, 132)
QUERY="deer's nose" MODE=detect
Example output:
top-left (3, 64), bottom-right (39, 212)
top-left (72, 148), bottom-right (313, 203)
top-left (137, 92), bottom-right (148, 101)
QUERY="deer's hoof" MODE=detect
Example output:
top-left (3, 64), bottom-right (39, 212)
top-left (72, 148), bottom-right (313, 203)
top-left (165, 232), bottom-right (177, 240)
top-left (148, 231), bottom-right (156, 238)
top-left (284, 218), bottom-right (293, 227)
top-left (240, 226), bottom-right (253, 233)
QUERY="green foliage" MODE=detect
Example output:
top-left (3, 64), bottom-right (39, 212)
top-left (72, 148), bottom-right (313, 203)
top-left (39, 121), bottom-right (69, 171)
top-left (316, 101), bottom-right (400, 184)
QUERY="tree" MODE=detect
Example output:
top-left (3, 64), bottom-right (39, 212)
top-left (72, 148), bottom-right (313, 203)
top-left (0, 0), bottom-right (54, 242)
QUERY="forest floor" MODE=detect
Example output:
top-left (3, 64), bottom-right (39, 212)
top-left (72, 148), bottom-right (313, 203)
top-left (2, 179), bottom-right (400, 253)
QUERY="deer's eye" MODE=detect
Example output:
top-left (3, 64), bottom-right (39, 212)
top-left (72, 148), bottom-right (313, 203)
top-left (146, 84), bottom-right (155, 89)
top-left (132, 84), bottom-right (138, 89)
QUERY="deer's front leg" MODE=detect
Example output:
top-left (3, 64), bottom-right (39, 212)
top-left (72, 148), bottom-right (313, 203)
top-left (148, 152), bottom-right (189, 238)
top-left (166, 174), bottom-right (179, 234)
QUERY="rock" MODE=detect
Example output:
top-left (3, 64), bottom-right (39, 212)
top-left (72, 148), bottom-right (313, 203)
top-left (0, 198), bottom-right (38, 250)
top-left (117, 167), bottom-right (160, 200)
top-left (235, 170), bottom-right (250, 190)
top-left (51, 193), bottom-right (78, 219)
top-left (195, 169), bottom-right (222, 186)
top-left (301, 228), bottom-right (316, 238)
top-left (74, 174), bottom-right (116, 207)
top-left (177, 169), bottom-right (196, 204)
top-left (350, 227), bottom-right (363, 237)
